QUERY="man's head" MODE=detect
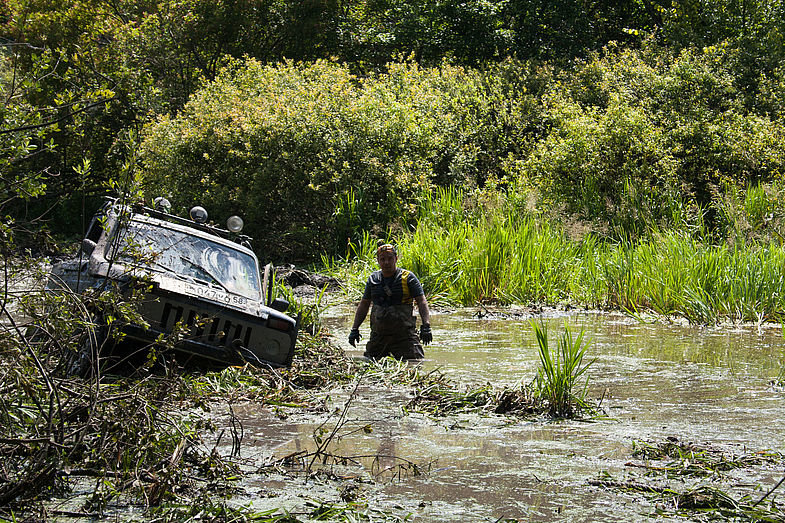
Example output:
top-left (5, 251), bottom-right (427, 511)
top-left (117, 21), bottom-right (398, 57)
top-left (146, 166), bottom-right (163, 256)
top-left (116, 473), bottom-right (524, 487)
top-left (376, 243), bottom-right (398, 277)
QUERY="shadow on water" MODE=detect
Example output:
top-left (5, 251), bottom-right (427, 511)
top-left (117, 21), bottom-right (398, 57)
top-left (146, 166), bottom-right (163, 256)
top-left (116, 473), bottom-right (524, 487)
top-left (230, 307), bottom-right (785, 521)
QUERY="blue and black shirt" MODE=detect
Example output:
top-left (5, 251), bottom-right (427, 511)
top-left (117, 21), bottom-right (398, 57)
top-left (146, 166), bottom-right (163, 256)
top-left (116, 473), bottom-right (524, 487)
top-left (362, 268), bottom-right (424, 307)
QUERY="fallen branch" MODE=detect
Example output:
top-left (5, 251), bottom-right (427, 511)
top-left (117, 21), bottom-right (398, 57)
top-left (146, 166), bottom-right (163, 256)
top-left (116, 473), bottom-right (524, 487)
top-left (753, 473), bottom-right (785, 507)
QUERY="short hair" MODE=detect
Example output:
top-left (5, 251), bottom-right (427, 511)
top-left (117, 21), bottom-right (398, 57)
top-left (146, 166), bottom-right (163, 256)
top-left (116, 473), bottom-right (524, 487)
top-left (376, 243), bottom-right (397, 256)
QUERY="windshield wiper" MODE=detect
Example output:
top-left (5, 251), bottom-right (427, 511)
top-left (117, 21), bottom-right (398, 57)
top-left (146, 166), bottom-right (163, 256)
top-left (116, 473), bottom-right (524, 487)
top-left (179, 256), bottom-right (231, 293)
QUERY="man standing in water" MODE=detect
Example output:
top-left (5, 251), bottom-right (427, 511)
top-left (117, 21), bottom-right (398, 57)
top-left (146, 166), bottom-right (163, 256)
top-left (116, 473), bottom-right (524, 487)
top-left (348, 243), bottom-right (432, 359)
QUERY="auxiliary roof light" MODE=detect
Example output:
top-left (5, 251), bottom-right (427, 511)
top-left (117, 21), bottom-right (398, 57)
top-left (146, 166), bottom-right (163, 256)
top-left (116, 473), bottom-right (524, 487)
top-left (190, 206), bottom-right (208, 223)
top-left (153, 196), bottom-right (171, 213)
top-left (226, 215), bottom-right (244, 233)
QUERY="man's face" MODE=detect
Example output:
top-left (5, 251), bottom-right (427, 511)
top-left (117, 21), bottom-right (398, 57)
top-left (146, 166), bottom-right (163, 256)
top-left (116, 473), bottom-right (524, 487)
top-left (377, 250), bottom-right (397, 276)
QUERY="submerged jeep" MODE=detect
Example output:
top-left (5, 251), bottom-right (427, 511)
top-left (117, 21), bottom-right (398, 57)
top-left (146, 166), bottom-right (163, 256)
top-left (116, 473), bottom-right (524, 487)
top-left (47, 197), bottom-right (298, 370)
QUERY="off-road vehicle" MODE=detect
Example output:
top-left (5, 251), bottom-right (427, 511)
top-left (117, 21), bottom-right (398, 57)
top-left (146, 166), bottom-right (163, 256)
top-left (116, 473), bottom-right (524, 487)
top-left (47, 197), bottom-right (298, 373)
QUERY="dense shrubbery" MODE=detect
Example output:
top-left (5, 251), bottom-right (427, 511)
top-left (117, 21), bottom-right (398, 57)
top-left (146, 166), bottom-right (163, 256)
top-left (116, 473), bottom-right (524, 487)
top-left (139, 59), bottom-right (533, 260)
top-left (5, 0), bottom-right (785, 258)
top-left (517, 42), bottom-right (785, 238)
top-left (138, 41), bottom-right (785, 258)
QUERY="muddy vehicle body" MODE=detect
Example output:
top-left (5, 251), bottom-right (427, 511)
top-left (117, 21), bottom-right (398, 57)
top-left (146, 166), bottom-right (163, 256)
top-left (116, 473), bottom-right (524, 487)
top-left (48, 198), bottom-right (298, 371)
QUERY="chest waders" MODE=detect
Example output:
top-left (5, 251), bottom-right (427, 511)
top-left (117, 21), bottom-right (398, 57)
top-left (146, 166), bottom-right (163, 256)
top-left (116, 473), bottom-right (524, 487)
top-left (364, 270), bottom-right (424, 360)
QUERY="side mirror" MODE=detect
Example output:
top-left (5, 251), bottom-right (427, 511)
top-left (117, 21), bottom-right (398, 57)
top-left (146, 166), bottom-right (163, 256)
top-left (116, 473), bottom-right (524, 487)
top-left (81, 239), bottom-right (97, 255)
top-left (270, 298), bottom-right (289, 312)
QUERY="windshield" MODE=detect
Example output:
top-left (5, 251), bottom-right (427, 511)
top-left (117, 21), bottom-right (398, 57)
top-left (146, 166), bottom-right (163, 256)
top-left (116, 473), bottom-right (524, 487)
top-left (109, 218), bottom-right (261, 300)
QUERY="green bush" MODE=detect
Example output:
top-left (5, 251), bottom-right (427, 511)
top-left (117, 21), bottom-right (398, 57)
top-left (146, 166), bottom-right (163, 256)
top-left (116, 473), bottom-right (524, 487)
top-left (140, 59), bottom-right (518, 260)
top-left (138, 41), bottom-right (785, 259)
top-left (517, 42), bottom-right (785, 239)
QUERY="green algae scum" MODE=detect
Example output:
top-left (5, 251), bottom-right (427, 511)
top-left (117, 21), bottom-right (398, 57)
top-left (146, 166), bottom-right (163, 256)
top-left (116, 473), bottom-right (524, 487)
top-left (4, 294), bottom-right (785, 521)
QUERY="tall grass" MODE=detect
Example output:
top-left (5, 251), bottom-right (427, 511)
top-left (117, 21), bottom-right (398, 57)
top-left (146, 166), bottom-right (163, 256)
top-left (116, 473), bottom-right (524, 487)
top-left (531, 321), bottom-right (595, 418)
top-left (271, 271), bottom-right (329, 334)
top-left (320, 230), bottom-right (379, 300)
top-left (600, 231), bottom-right (785, 324)
top-left (324, 186), bottom-right (785, 325)
top-left (396, 188), bottom-right (580, 305)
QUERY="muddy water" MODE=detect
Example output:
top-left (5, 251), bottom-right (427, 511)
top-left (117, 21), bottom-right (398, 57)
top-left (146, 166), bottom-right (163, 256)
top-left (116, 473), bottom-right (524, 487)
top-left (232, 307), bottom-right (785, 521)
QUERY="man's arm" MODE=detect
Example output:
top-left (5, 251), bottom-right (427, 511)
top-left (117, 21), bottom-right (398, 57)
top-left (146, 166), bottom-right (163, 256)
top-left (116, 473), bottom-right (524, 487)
top-left (349, 298), bottom-right (371, 347)
top-left (414, 294), bottom-right (430, 325)
top-left (415, 294), bottom-right (432, 345)
top-left (352, 298), bottom-right (371, 329)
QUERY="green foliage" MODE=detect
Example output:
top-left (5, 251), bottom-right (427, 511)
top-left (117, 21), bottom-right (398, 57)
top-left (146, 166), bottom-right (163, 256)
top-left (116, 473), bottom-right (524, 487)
top-left (518, 41), bottom-right (785, 239)
top-left (113, 0), bottom-right (336, 110)
top-left (135, 39), bottom-right (785, 258)
top-left (1, 0), bottom-right (156, 242)
top-left (531, 321), bottom-right (595, 418)
top-left (270, 271), bottom-right (328, 336)
top-left (139, 59), bottom-right (503, 260)
top-left (661, 0), bottom-right (785, 62)
top-left (0, 46), bottom-right (63, 208)
top-left (503, 0), bottom-right (653, 61)
top-left (333, 187), bottom-right (370, 250)
top-left (352, 0), bottom-right (512, 66)
top-left (9, 0), bottom-right (785, 254)
top-left (713, 181), bottom-right (785, 245)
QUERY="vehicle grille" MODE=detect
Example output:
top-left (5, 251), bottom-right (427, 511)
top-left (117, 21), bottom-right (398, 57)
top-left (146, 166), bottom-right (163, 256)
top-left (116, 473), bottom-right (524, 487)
top-left (158, 301), bottom-right (254, 348)
top-left (132, 291), bottom-right (295, 366)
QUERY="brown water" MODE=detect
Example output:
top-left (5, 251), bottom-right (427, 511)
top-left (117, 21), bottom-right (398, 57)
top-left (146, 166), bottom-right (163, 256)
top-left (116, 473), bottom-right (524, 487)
top-left (228, 307), bottom-right (785, 521)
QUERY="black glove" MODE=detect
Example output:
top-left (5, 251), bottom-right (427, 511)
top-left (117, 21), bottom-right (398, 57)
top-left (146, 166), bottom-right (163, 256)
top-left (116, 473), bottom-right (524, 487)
top-left (348, 328), bottom-right (362, 347)
top-left (419, 323), bottom-right (432, 345)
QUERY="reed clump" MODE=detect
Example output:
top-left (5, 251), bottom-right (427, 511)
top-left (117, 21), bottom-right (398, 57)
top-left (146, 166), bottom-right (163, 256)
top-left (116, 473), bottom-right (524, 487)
top-left (531, 321), bottom-right (596, 418)
top-left (363, 356), bottom-right (554, 419)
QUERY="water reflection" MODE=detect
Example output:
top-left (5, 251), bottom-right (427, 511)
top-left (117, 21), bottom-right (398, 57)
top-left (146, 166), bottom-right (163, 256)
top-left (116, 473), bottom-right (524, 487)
top-left (233, 307), bottom-right (785, 521)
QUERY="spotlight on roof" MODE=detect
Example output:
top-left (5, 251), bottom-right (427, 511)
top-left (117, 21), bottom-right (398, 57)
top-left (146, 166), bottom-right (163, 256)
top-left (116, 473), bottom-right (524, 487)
top-left (153, 197), bottom-right (171, 213)
top-left (189, 206), bottom-right (208, 223)
top-left (226, 215), bottom-right (244, 233)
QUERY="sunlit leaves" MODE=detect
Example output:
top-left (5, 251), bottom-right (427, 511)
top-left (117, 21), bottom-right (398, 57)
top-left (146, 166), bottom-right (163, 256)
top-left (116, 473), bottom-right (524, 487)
top-left (520, 41), bottom-right (785, 239)
top-left (139, 59), bottom-right (499, 259)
